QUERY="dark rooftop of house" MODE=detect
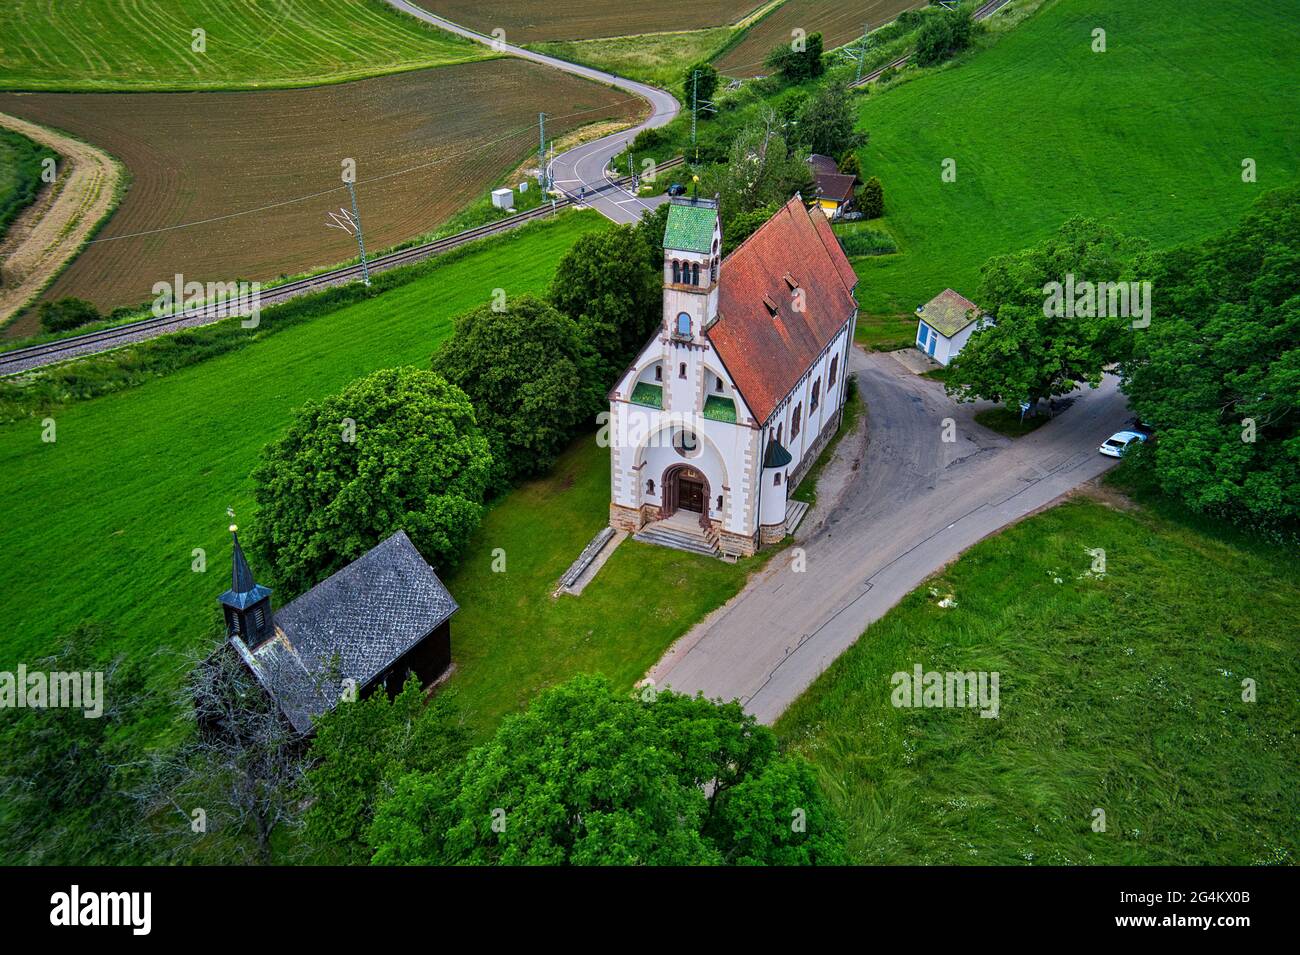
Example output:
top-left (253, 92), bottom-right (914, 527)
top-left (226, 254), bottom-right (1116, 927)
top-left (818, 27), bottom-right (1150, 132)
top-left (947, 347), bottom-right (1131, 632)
top-left (235, 530), bottom-right (457, 733)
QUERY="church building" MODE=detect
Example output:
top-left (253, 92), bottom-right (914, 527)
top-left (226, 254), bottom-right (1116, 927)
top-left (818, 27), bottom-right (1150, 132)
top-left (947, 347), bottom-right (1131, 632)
top-left (608, 195), bottom-right (859, 558)
top-left (215, 526), bottom-right (457, 734)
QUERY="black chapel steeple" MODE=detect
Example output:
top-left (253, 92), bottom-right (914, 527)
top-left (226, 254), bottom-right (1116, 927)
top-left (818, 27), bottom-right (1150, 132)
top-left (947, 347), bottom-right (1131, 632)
top-left (218, 525), bottom-right (274, 646)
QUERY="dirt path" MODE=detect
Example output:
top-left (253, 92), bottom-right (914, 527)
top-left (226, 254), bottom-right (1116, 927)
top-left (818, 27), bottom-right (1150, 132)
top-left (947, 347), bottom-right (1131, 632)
top-left (0, 112), bottom-right (120, 335)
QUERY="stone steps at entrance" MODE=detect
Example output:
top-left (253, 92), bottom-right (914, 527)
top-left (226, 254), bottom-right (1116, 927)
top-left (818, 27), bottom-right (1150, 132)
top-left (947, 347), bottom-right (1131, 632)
top-left (633, 518), bottom-right (721, 557)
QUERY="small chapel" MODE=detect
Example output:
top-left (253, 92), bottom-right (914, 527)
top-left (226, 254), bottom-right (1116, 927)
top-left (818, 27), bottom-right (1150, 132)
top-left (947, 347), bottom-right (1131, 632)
top-left (608, 194), bottom-right (859, 558)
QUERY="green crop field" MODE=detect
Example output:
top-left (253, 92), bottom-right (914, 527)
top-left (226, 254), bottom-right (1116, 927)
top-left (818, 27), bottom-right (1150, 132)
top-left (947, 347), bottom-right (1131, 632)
top-left (778, 495), bottom-right (1300, 865)
top-left (0, 210), bottom-right (766, 739)
top-left (0, 0), bottom-right (491, 92)
top-left (531, 27), bottom-right (736, 92)
top-left (847, 0), bottom-right (1300, 319)
top-left (0, 128), bottom-right (55, 238)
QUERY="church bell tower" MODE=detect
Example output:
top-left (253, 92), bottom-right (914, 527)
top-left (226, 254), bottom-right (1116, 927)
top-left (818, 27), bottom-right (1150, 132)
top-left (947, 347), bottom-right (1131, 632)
top-left (218, 525), bottom-right (275, 647)
top-left (661, 196), bottom-right (722, 345)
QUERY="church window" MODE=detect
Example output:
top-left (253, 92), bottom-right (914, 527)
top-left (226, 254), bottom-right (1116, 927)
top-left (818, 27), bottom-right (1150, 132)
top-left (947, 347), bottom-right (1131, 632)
top-left (672, 260), bottom-right (681, 283)
top-left (792, 403), bottom-right (802, 438)
top-left (254, 607), bottom-right (265, 629)
top-left (776, 423), bottom-right (783, 445)
top-left (829, 355), bottom-right (839, 387)
top-left (811, 379), bottom-right (821, 411)
top-left (774, 472), bottom-right (782, 486)
top-left (654, 364), bottom-right (663, 382)
top-left (715, 375), bottom-right (724, 392)
top-left (716, 495), bottom-right (724, 511)
top-left (710, 259), bottom-right (717, 283)
top-left (677, 312), bottom-right (691, 337)
top-left (691, 262), bottom-right (700, 285)
top-left (230, 612), bottom-right (241, 634)
top-left (646, 479), bottom-right (655, 495)
top-left (678, 362), bottom-right (687, 378)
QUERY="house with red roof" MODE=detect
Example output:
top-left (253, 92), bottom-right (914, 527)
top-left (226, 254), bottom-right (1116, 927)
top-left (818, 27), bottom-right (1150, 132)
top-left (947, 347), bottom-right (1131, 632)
top-left (608, 195), bottom-right (858, 558)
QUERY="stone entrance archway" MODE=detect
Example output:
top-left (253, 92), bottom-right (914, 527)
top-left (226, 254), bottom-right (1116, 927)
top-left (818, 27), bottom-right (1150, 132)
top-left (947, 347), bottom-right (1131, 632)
top-left (660, 464), bottom-right (712, 531)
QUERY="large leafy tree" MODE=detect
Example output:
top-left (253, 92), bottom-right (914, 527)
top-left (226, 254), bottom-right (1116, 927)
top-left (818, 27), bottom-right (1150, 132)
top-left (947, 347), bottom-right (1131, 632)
top-left (549, 225), bottom-right (661, 382)
top-left (703, 111), bottom-right (813, 227)
top-left (1122, 186), bottom-right (1300, 525)
top-left (915, 9), bottom-right (974, 67)
top-left (945, 217), bottom-right (1145, 409)
top-left (432, 295), bottom-right (600, 489)
top-left (303, 676), bottom-right (468, 864)
top-left (765, 31), bottom-right (825, 83)
top-left (251, 366), bottom-right (492, 591)
top-left (682, 62), bottom-right (719, 111)
top-left (0, 625), bottom-right (144, 864)
top-left (369, 675), bottom-right (844, 866)
top-left (795, 82), bottom-right (865, 160)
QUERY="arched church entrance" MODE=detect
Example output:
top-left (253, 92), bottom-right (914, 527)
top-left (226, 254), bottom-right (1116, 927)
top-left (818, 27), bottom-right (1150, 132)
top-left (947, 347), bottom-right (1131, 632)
top-left (661, 464), bottom-right (711, 530)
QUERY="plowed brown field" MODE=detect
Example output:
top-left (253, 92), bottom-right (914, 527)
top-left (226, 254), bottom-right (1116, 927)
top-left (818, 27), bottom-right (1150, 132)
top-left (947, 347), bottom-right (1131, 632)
top-left (410, 0), bottom-right (764, 43)
top-left (714, 0), bottom-right (922, 77)
top-left (0, 59), bottom-right (643, 311)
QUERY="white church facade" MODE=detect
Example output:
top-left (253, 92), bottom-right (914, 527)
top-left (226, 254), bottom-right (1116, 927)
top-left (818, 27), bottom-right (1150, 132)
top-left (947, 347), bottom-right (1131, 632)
top-left (608, 195), bottom-right (859, 557)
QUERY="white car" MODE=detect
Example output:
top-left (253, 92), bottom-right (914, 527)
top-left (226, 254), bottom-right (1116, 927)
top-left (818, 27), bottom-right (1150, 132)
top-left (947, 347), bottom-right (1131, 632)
top-left (1098, 430), bottom-right (1147, 458)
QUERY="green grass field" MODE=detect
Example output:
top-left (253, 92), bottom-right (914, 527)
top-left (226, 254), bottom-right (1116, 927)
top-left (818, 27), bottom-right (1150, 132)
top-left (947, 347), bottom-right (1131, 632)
top-left (0, 128), bottom-right (55, 237)
top-left (0, 209), bottom-right (767, 742)
top-left (447, 438), bottom-right (769, 738)
top-left (0, 0), bottom-right (490, 91)
top-left (777, 495), bottom-right (1299, 865)
top-left (531, 26), bottom-right (736, 91)
top-left (850, 0), bottom-right (1300, 316)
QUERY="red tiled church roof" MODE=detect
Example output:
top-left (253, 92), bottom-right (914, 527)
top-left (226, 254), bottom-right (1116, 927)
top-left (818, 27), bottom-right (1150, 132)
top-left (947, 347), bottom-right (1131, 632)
top-left (708, 196), bottom-right (858, 423)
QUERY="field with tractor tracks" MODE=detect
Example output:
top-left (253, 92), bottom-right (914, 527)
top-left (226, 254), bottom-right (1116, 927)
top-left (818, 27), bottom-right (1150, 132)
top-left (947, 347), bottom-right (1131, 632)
top-left (0, 60), bottom-right (644, 316)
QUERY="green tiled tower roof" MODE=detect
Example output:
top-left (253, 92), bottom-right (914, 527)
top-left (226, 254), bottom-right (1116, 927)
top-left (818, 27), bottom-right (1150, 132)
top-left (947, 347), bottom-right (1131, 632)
top-left (664, 201), bottom-right (717, 253)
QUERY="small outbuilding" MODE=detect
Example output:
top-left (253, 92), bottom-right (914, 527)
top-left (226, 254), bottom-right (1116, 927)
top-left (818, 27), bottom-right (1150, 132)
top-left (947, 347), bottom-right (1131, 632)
top-left (491, 187), bottom-right (514, 210)
top-left (806, 154), bottom-right (858, 220)
top-left (217, 527), bottom-right (457, 734)
top-left (915, 288), bottom-right (991, 366)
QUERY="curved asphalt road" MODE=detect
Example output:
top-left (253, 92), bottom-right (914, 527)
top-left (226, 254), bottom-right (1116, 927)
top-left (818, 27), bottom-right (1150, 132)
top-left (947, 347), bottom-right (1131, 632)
top-left (648, 348), bottom-right (1130, 723)
top-left (384, 0), bottom-right (679, 224)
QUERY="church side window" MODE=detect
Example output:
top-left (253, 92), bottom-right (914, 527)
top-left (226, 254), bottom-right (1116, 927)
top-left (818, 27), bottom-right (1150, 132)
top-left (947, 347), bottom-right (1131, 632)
top-left (691, 262), bottom-right (700, 285)
top-left (678, 362), bottom-right (687, 378)
top-left (654, 364), bottom-right (663, 381)
top-left (676, 313), bottom-right (691, 337)
top-left (811, 379), bottom-right (821, 411)
top-left (829, 355), bottom-right (839, 387)
top-left (792, 403), bottom-right (802, 438)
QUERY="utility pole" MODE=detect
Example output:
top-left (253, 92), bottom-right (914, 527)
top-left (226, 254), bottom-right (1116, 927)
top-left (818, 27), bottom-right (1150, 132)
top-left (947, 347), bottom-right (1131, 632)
top-left (537, 112), bottom-right (546, 189)
top-left (856, 23), bottom-right (869, 84)
top-left (345, 178), bottom-right (370, 287)
top-left (691, 70), bottom-right (698, 145)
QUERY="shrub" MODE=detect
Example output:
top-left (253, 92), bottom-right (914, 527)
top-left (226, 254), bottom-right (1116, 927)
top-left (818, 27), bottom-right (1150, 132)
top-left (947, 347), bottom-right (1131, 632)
top-left (915, 10), bottom-right (974, 67)
top-left (860, 176), bottom-right (885, 219)
top-left (838, 226), bottom-right (896, 256)
top-left (38, 297), bottom-right (100, 333)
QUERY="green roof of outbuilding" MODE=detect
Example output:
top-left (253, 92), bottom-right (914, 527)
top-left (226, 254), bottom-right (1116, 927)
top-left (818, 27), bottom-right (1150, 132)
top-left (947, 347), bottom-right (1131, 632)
top-left (918, 288), bottom-right (981, 338)
top-left (664, 202), bottom-right (716, 253)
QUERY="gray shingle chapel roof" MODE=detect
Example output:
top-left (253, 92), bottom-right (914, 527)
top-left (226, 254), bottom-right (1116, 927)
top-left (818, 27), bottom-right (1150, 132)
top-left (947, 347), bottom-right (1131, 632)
top-left (239, 530), bottom-right (458, 733)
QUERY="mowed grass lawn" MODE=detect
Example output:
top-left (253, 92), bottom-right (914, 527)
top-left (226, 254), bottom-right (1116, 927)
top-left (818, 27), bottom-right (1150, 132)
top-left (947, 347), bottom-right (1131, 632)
top-left (447, 438), bottom-right (769, 739)
top-left (0, 0), bottom-right (490, 92)
top-left (0, 208), bottom-right (767, 739)
top-left (0, 214), bottom-right (601, 693)
top-left (777, 497), bottom-right (1299, 865)
top-left (850, 0), bottom-right (1300, 317)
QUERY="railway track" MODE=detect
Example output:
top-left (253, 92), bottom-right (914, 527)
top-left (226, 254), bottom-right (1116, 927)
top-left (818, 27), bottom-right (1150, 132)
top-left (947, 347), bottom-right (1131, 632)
top-left (849, 0), bottom-right (1016, 88)
top-left (0, 157), bottom-right (685, 377)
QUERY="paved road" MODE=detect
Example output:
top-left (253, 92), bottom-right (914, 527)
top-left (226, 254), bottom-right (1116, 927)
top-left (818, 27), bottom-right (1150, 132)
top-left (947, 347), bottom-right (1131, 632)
top-left (384, 0), bottom-right (678, 224)
top-left (648, 347), bottom-right (1129, 723)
